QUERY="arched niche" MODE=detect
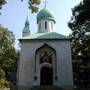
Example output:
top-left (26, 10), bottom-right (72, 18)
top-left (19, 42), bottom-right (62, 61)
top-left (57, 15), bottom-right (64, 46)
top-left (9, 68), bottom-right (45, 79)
top-left (34, 43), bottom-right (57, 85)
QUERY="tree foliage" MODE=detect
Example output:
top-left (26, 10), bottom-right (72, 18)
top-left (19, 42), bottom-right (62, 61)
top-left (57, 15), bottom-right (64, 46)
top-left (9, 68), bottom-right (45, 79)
top-left (22, 0), bottom-right (41, 13)
top-left (0, 26), bottom-right (19, 86)
top-left (0, 0), bottom-right (6, 9)
top-left (0, 69), bottom-right (5, 79)
top-left (0, 0), bottom-right (41, 13)
top-left (68, 0), bottom-right (90, 86)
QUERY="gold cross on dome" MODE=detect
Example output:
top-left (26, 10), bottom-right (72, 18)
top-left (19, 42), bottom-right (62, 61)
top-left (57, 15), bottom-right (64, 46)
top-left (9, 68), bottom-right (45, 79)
top-left (45, 0), bottom-right (48, 8)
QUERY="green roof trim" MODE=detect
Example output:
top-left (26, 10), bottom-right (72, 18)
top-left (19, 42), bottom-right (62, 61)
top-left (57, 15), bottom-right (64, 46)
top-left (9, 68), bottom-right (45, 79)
top-left (37, 8), bottom-right (55, 23)
top-left (21, 32), bottom-right (70, 40)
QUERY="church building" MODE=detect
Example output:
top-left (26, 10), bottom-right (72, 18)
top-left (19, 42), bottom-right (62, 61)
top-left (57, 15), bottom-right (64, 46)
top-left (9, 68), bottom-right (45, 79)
top-left (17, 7), bottom-right (73, 90)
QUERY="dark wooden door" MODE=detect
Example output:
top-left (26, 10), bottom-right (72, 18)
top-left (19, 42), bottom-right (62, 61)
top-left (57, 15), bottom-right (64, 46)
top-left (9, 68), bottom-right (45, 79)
top-left (40, 67), bottom-right (53, 85)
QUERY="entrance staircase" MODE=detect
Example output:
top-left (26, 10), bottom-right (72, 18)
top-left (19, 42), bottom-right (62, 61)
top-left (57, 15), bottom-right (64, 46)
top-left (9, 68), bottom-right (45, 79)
top-left (29, 86), bottom-right (69, 90)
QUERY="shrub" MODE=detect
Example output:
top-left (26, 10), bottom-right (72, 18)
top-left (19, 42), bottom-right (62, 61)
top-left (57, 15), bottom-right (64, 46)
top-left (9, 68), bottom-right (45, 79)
top-left (0, 69), bottom-right (5, 79)
top-left (0, 78), bottom-right (10, 88)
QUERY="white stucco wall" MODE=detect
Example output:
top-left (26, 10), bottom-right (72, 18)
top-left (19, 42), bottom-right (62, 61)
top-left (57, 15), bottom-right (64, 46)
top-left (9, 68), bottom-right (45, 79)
top-left (17, 39), bottom-right (73, 87)
top-left (38, 19), bottom-right (55, 33)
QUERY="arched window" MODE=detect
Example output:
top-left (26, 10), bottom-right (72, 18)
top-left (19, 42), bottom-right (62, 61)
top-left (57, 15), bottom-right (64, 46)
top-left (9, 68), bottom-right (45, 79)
top-left (51, 22), bottom-right (53, 30)
top-left (45, 21), bottom-right (47, 29)
top-left (39, 23), bottom-right (41, 30)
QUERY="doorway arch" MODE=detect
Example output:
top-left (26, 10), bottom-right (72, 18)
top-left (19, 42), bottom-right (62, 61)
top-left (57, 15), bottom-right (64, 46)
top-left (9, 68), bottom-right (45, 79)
top-left (34, 43), bottom-right (57, 85)
top-left (40, 66), bottom-right (53, 85)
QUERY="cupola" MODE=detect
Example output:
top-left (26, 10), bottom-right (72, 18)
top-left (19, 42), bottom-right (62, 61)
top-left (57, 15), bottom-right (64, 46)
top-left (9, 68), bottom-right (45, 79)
top-left (37, 8), bottom-right (56, 33)
top-left (22, 17), bottom-right (30, 37)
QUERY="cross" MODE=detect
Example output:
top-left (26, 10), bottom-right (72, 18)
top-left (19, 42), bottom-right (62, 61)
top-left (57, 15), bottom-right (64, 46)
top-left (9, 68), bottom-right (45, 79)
top-left (45, 0), bottom-right (48, 8)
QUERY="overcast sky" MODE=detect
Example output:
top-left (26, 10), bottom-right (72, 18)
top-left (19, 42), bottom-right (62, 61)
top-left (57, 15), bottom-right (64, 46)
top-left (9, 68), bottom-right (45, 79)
top-left (0, 0), bottom-right (82, 49)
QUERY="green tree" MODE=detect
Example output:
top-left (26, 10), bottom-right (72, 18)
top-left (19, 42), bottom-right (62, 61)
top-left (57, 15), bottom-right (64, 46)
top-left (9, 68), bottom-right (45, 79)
top-left (28, 0), bottom-right (41, 12)
top-left (0, 0), bottom-right (41, 13)
top-left (0, 25), bottom-right (19, 85)
top-left (68, 0), bottom-right (90, 86)
top-left (21, 0), bottom-right (41, 13)
top-left (0, 68), bottom-right (5, 79)
top-left (0, 0), bottom-right (6, 9)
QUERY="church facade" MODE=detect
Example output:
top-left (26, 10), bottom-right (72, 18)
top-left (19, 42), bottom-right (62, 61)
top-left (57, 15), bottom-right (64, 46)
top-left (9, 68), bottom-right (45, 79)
top-left (17, 8), bottom-right (73, 90)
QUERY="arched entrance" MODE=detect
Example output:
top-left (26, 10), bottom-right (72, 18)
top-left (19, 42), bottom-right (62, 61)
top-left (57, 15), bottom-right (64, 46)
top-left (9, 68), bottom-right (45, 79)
top-left (35, 43), bottom-right (57, 85)
top-left (40, 66), bottom-right (53, 85)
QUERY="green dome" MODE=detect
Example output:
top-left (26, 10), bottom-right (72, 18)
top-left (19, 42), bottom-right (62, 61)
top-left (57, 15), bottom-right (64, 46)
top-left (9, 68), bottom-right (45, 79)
top-left (37, 8), bottom-right (55, 23)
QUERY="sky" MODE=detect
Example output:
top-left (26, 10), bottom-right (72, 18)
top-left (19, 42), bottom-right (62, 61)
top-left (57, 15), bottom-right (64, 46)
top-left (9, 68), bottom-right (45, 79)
top-left (0, 0), bottom-right (82, 49)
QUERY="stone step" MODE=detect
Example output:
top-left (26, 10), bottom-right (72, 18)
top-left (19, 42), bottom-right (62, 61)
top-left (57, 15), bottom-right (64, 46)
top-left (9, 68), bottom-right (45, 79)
top-left (29, 86), bottom-right (65, 90)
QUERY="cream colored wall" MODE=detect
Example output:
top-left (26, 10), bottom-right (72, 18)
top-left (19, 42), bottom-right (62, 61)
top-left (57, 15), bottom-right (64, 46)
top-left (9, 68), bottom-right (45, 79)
top-left (17, 39), bottom-right (73, 87)
top-left (56, 41), bottom-right (73, 86)
top-left (38, 19), bottom-right (55, 33)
